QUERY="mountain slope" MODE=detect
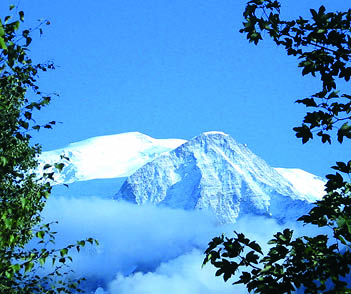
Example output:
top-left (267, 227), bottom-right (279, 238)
top-left (115, 132), bottom-right (321, 223)
top-left (38, 131), bottom-right (325, 205)
top-left (37, 132), bottom-right (186, 185)
top-left (275, 168), bottom-right (325, 202)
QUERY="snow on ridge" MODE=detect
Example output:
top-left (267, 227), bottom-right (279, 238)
top-left (275, 168), bottom-right (325, 201)
top-left (201, 131), bottom-right (229, 136)
top-left (116, 132), bottom-right (317, 224)
top-left (38, 132), bottom-right (186, 184)
top-left (37, 130), bottom-right (326, 207)
top-left (61, 132), bottom-right (184, 151)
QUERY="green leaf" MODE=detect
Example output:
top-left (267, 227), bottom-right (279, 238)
top-left (19, 11), bottom-right (24, 22)
top-left (310, 8), bottom-right (318, 19)
top-left (24, 261), bottom-right (34, 273)
top-left (77, 240), bottom-right (86, 247)
top-left (5, 270), bottom-right (14, 279)
top-left (0, 19), bottom-right (5, 37)
top-left (25, 36), bottom-right (32, 46)
top-left (295, 98), bottom-right (317, 107)
top-left (0, 156), bottom-right (8, 166)
top-left (0, 20), bottom-right (7, 49)
top-left (87, 237), bottom-right (95, 244)
top-left (19, 120), bottom-right (29, 129)
top-left (337, 122), bottom-right (351, 143)
top-left (54, 162), bottom-right (65, 172)
top-left (246, 251), bottom-right (259, 263)
top-left (261, 264), bottom-right (273, 273)
top-left (11, 263), bottom-right (21, 272)
top-left (24, 111), bottom-right (32, 120)
top-left (0, 36), bottom-right (6, 49)
top-left (247, 241), bottom-right (263, 254)
top-left (331, 161), bottom-right (351, 173)
top-left (293, 124), bottom-right (313, 143)
top-left (234, 271), bottom-right (251, 284)
top-left (13, 20), bottom-right (20, 30)
top-left (43, 163), bottom-right (51, 170)
top-left (36, 230), bottom-right (45, 239)
top-left (39, 257), bottom-right (46, 266)
top-left (60, 248), bottom-right (68, 257)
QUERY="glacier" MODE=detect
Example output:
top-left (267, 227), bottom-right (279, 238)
top-left (37, 132), bottom-right (186, 185)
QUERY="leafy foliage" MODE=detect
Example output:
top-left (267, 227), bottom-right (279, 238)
top-left (240, 0), bottom-right (351, 145)
top-left (204, 1), bottom-right (351, 293)
top-left (0, 6), bottom-right (97, 293)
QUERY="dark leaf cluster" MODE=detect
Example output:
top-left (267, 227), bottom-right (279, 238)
top-left (204, 1), bottom-right (351, 293)
top-left (240, 0), bottom-right (351, 145)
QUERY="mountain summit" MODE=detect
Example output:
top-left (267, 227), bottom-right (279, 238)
top-left (38, 131), bottom-right (324, 222)
top-left (115, 132), bottom-right (323, 223)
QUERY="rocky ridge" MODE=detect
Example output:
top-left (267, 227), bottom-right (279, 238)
top-left (115, 132), bottom-right (323, 223)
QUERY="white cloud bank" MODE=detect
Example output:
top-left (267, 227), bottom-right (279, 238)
top-left (41, 196), bottom-right (315, 294)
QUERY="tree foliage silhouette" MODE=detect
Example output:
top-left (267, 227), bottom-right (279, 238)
top-left (204, 1), bottom-right (351, 293)
top-left (0, 6), bottom-right (97, 293)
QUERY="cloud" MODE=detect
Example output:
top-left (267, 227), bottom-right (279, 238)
top-left (40, 196), bottom-right (318, 293)
top-left (108, 249), bottom-right (236, 294)
top-left (42, 197), bottom-right (223, 291)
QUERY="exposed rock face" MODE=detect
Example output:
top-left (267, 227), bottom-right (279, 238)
top-left (115, 132), bottom-right (317, 223)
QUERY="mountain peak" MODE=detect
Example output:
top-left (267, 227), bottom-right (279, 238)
top-left (115, 132), bottom-right (318, 223)
top-left (37, 131), bottom-right (324, 221)
top-left (201, 131), bottom-right (229, 137)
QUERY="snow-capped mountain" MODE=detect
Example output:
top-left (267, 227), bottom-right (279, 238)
top-left (115, 132), bottom-right (325, 223)
top-left (37, 132), bottom-right (186, 184)
top-left (38, 131), bottom-right (328, 293)
top-left (38, 131), bottom-right (325, 223)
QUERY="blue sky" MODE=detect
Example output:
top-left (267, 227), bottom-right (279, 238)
top-left (6, 0), bottom-right (351, 177)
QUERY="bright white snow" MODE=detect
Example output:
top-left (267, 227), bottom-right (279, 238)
top-left (116, 132), bottom-right (322, 223)
top-left (38, 132), bottom-right (186, 184)
top-left (202, 131), bottom-right (229, 136)
top-left (275, 168), bottom-right (326, 201)
top-left (37, 131), bottom-right (326, 203)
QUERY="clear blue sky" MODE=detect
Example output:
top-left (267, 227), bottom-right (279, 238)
top-left (5, 0), bottom-right (351, 177)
